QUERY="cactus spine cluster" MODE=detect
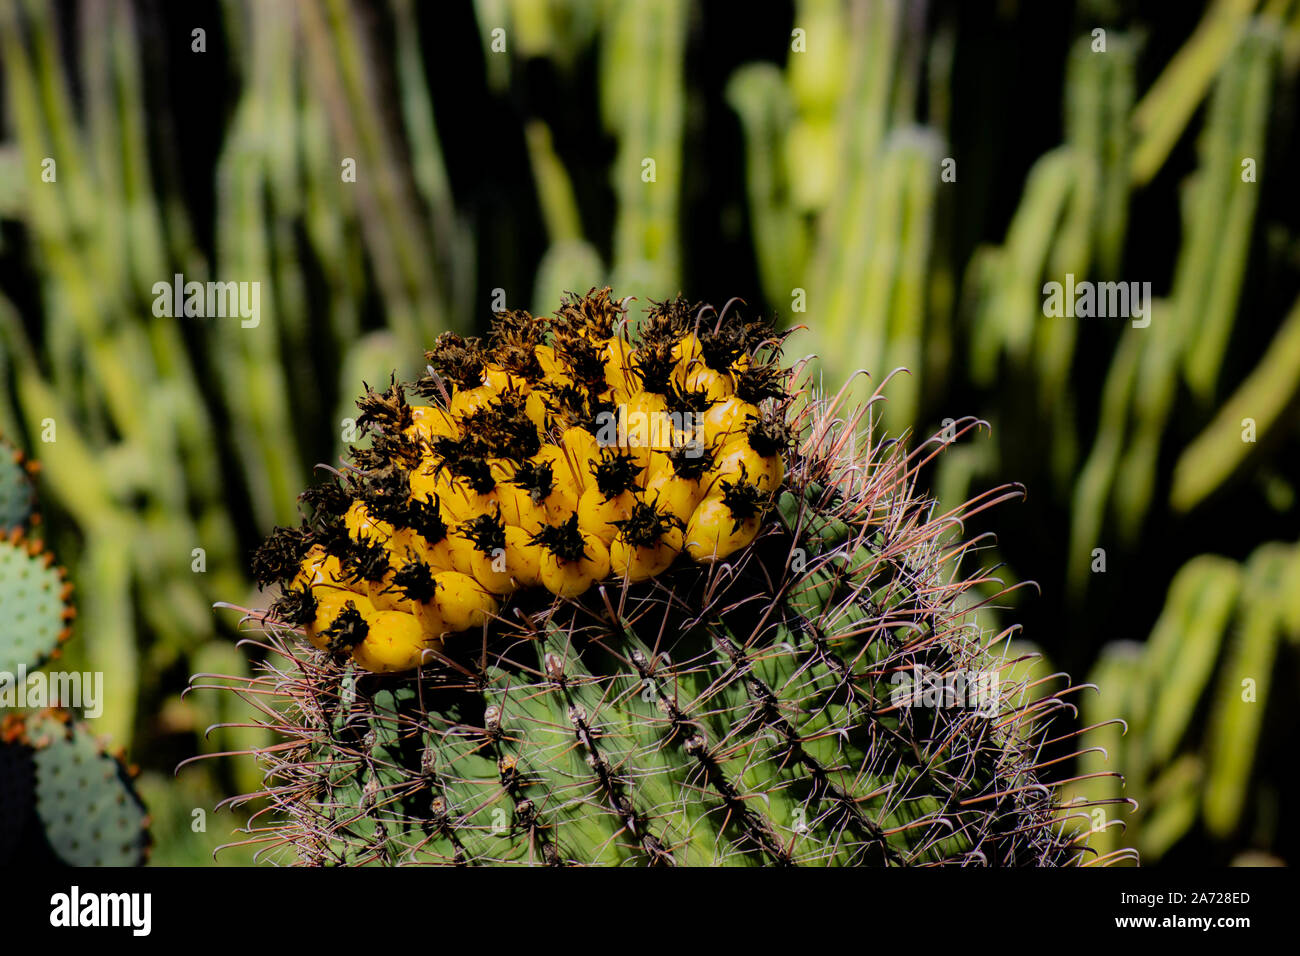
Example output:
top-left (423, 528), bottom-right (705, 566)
top-left (0, 435), bottom-right (149, 866)
top-left (220, 289), bottom-right (1108, 866)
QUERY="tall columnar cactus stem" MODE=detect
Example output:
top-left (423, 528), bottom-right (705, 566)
top-left (207, 290), bottom-right (1116, 866)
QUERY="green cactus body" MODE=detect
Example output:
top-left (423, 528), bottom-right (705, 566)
top-left (216, 290), bottom-right (1105, 866)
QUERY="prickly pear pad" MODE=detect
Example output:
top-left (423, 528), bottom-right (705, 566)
top-left (2, 710), bottom-right (149, 867)
top-left (0, 438), bottom-right (37, 534)
top-left (0, 531), bottom-right (74, 675)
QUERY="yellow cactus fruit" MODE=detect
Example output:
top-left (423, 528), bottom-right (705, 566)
top-left (292, 544), bottom-right (354, 593)
top-left (534, 514), bottom-right (611, 597)
top-left (252, 289), bottom-right (792, 674)
top-left (702, 395), bottom-right (760, 445)
top-left (604, 336), bottom-right (638, 400)
top-left (432, 570), bottom-right (499, 632)
top-left (351, 610), bottom-right (442, 673)
top-left (502, 524), bottom-right (544, 588)
top-left (303, 589), bottom-right (376, 653)
top-left (406, 405), bottom-right (460, 444)
top-left (609, 499), bottom-right (684, 583)
top-left (576, 450), bottom-right (642, 546)
top-left (684, 475), bottom-right (767, 563)
top-left (344, 500), bottom-right (394, 544)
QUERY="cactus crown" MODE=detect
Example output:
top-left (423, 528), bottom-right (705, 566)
top-left (207, 290), bottom-right (1109, 867)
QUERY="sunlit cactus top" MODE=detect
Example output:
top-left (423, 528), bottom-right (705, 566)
top-left (253, 289), bottom-right (794, 674)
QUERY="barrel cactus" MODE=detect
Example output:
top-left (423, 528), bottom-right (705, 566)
top-left (213, 289), bottom-right (1114, 866)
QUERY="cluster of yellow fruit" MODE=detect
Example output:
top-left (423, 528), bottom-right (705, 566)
top-left (256, 291), bottom-right (791, 673)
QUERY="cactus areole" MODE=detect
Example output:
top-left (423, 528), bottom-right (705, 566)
top-left (229, 288), bottom-right (1104, 866)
